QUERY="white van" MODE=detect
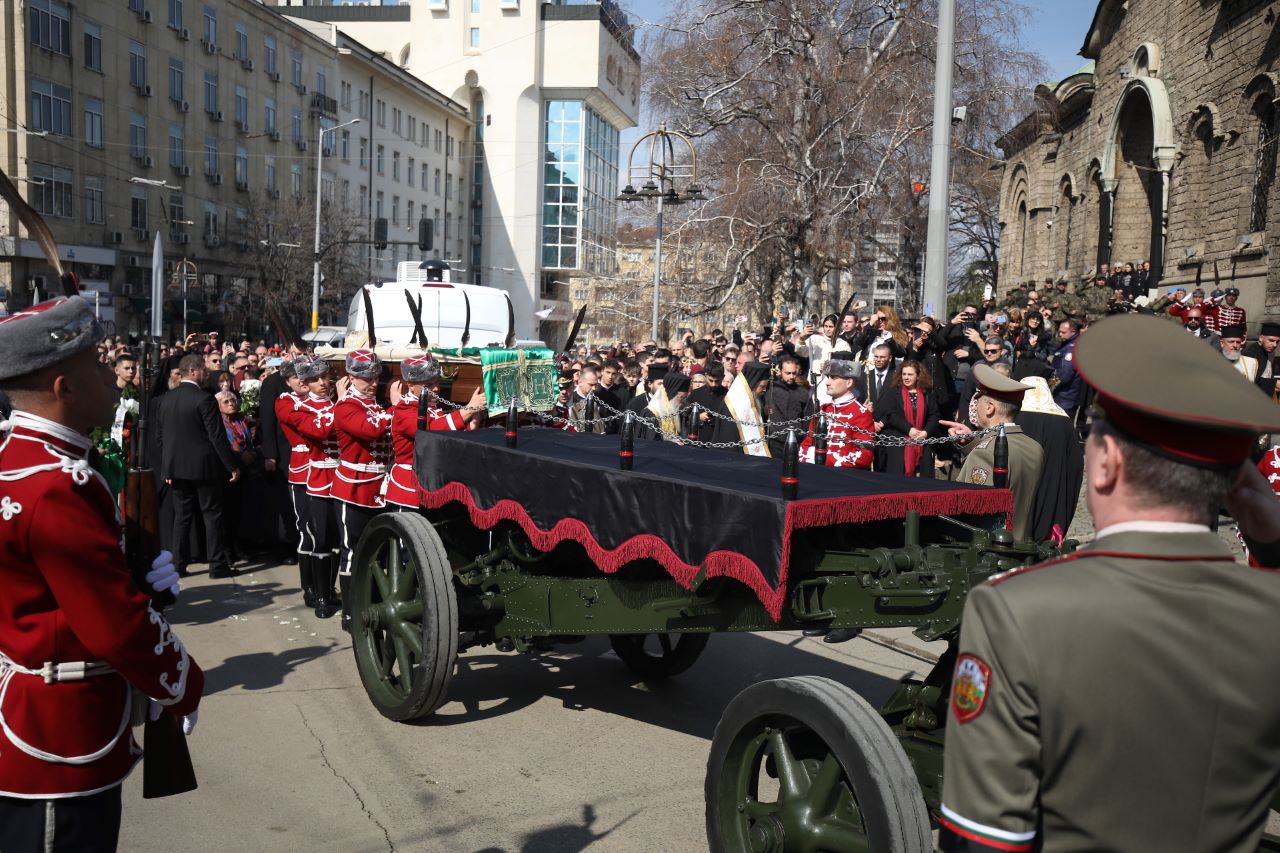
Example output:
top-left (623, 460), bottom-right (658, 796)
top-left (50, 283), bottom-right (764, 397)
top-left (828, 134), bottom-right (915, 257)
top-left (345, 261), bottom-right (515, 350)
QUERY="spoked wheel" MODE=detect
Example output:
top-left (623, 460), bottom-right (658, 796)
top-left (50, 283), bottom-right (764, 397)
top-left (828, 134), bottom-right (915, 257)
top-left (608, 632), bottom-right (709, 680)
top-left (351, 512), bottom-right (458, 721)
top-left (706, 676), bottom-right (931, 853)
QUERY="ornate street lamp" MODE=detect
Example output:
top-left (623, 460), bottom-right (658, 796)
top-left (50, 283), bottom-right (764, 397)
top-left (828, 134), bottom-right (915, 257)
top-left (617, 124), bottom-right (703, 341)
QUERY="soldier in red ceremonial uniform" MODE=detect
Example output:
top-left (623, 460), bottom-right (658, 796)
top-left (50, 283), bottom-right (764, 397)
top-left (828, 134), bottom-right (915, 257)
top-left (384, 355), bottom-right (486, 510)
top-left (0, 296), bottom-right (201, 852)
top-left (800, 352), bottom-right (874, 469)
top-left (291, 357), bottom-right (342, 619)
top-left (273, 358), bottom-right (318, 607)
top-left (332, 350), bottom-right (393, 631)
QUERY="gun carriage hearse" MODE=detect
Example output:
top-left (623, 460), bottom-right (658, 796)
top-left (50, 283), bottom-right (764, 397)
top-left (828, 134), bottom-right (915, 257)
top-left (345, 407), bottom-right (1052, 853)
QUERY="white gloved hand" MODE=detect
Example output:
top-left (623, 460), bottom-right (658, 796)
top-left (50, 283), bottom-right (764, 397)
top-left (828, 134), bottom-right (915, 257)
top-left (145, 550), bottom-right (181, 598)
top-left (148, 699), bottom-right (198, 736)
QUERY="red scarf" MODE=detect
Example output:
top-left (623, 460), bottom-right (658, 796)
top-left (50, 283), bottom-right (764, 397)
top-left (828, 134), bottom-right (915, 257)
top-left (901, 386), bottom-right (926, 475)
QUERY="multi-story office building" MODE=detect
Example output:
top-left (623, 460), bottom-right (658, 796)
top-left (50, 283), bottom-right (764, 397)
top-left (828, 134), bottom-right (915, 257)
top-left (0, 0), bottom-right (468, 337)
top-left (282, 0), bottom-right (641, 341)
top-left (283, 19), bottom-right (471, 285)
top-left (0, 0), bottom-right (342, 334)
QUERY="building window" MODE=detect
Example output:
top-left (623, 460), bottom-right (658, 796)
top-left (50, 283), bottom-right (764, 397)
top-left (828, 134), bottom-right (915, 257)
top-left (316, 66), bottom-right (327, 96)
top-left (169, 58), bottom-right (184, 102)
top-left (359, 137), bottom-right (368, 168)
top-left (169, 193), bottom-right (184, 239)
top-left (358, 90), bottom-right (370, 119)
top-left (234, 23), bottom-right (248, 61)
top-left (376, 145), bottom-right (385, 175)
top-left (408, 116), bottom-right (416, 142)
top-left (472, 0), bottom-right (481, 11)
top-left (421, 162), bottom-right (429, 186)
top-left (84, 98), bottom-right (103, 148)
top-left (435, 129), bottom-right (442, 152)
top-left (447, 135), bottom-right (454, 158)
top-left (1251, 101), bottom-right (1277, 234)
top-left (376, 99), bottom-right (386, 126)
top-left (167, 0), bottom-right (182, 30)
top-left (434, 168), bottom-right (441, 194)
top-left (542, 100), bottom-right (619, 272)
top-left (234, 85), bottom-right (249, 129)
top-left (201, 5), bottom-right (216, 47)
top-left (264, 97), bottom-right (276, 134)
top-left (319, 118), bottom-right (335, 156)
top-left (291, 163), bottom-right (302, 197)
top-left (131, 193), bottom-right (148, 231)
top-left (375, 191), bottom-right (384, 219)
top-left (407, 157), bottom-right (415, 187)
top-left (291, 50), bottom-right (303, 88)
top-left (407, 200), bottom-right (414, 227)
top-left (85, 176), bottom-right (104, 225)
top-left (265, 156), bottom-right (276, 193)
top-left (129, 113), bottom-right (147, 160)
top-left (30, 0), bottom-right (70, 55)
top-left (264, 35), bottom-right (277, 76)
top-left (291, 110), bottom-right (302, 144)
top-left (340, 81), bottom-right (352, 111)
top-left (203, 71), bottom-right (218, 114)
top-left (393, 108), bottom-right (402, 136)
top-left (392, 195), bottom-right (400, 226)
top-left (392, 151), bottom-right (400, 181)
top-left (469, 27), bottom-right (480, 48)
top-left (83, 22), bottom-right (102, 71)
top-left (235, 145), bottom-right (248, 187)
top-left (169, 124), bottom-right (185, 167)
top-left (341, 130), bottom-right (350, 160)
top-left (203, 203), bottom-right (218, 240)
top-left (29, 163), bottom-right (73, 219)
top-left (204, 135), bottom-right (218, 176)
top-left (129, 41), bottom-right (147, 89)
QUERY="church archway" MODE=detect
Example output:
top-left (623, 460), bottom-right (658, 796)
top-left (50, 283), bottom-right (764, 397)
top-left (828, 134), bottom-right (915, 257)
top-left (1100, 77), bottom-right (1176, 284)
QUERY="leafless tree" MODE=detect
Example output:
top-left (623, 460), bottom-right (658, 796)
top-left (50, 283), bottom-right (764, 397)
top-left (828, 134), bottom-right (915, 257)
top-left (641, 0), bottom-right (1042, 320)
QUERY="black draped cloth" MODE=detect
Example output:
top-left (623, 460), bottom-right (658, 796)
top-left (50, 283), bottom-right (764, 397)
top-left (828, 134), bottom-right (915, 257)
top-left (415, 427), bottom-right (1011, 620)
top-left (1017, 411), bottom-right (1084, 543)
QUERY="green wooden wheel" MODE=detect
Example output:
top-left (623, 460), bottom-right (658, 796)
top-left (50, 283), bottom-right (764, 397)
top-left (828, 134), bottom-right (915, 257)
top-left (608, 632), bottom-right (709, 680)
top-left (706, 676), bottom-right (931, 853)
top-left (351, 512), bottom-right (458, 721)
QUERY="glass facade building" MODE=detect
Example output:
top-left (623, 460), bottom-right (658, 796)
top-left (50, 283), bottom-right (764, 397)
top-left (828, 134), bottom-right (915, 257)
top-left (542, 100), bottom-right (619, 274)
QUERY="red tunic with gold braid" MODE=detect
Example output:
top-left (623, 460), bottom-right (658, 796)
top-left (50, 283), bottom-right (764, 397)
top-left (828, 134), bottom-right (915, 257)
top-left (0, 412), bottom-right (203, 798)
top-left (384, 392), bottom-right (465, 508)
top-left (292, 394), bottom-right (339, 498)
top-left (332, 391), bottom-right (394, 509)
top-left (274, 391), bottom-right (311, 487)
top-left (799, 393), bottom-right (875, 469)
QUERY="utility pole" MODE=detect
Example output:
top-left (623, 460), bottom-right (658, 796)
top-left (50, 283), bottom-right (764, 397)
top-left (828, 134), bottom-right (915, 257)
top-left (921, 0), bottom-right (956, 320)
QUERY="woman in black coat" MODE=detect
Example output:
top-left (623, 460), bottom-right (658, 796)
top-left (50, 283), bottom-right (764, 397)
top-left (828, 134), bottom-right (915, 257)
top-left (873, 359), bottom-right (940, 477)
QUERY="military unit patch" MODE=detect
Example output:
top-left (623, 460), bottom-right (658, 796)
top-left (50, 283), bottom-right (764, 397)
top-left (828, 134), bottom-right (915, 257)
top-left (952, 654), bottom-right (991, 723)
top-left (970, 467), bottom-right (990, 485)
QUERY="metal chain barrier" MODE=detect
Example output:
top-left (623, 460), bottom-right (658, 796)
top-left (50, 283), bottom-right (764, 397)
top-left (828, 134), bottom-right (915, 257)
top-left (423, 389), bottom-right (999, 450)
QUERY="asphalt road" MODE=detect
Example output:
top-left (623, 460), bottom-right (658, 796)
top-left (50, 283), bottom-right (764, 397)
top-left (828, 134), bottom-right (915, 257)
top-left (120, 560), bottom-right (943, 853)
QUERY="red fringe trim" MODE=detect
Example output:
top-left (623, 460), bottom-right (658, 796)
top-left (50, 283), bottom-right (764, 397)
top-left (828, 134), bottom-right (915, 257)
top-left (417, 481), bottom-right (1014, 623)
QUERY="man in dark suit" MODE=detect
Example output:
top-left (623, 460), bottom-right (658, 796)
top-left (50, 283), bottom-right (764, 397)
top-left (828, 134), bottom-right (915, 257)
top-left (256, 356), bottom-right (298, 564)
top-left (158, 354), bottom-right (241, 578)
top-left (860, 344), bottom-right (897, 409)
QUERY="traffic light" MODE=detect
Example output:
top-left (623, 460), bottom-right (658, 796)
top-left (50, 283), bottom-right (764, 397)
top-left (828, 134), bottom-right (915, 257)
top-left (373, 217), bottom-right (388, 250)
top-left (417, 217), bottom-right (433, 252)
top-left (911, 181), bottom-right (928, 195)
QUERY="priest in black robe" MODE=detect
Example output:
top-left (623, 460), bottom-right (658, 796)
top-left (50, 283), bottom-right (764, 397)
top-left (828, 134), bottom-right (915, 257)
top-left (1016, 376), bottom-right (1084, 543)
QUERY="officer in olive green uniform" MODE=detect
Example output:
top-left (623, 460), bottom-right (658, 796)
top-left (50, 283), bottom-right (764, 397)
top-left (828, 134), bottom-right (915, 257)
top-left (940, 314), bottom-right (1280, 853)
top-left (1078, 275), bottom-right (1114, 324)
top-left (1146, 285), bottom-right (1190, 325)
top-left (941, 365), bottom-right (1044, 542)
top-left (1047, 279), bottom-right (1083, 324)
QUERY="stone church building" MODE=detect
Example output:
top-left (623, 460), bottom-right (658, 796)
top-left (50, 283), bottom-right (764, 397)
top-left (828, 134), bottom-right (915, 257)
top-left (996, 0), bottom-right (1280, 327)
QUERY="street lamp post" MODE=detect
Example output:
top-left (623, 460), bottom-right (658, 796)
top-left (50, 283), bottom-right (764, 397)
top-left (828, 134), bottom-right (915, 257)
top-left (311, 117), bottom-right (361, 332)
top-left (617, 124), bottom-right (704, 342)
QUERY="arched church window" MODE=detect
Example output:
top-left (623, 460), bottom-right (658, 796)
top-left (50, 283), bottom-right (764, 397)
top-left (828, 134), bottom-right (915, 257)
top-left (1250, 100), bottom-right (1277, 233)
top-left (1018, 200), bottom-right (1028, 277)
top-left (1061, 183), bottom-right (1075, 272)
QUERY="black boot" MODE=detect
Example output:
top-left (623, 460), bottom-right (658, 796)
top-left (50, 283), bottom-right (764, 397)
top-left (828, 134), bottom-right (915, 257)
top-left (313, 554), bottom-right (339, 619)
top-left (298, 555), bottom-right (316, 608)
top-left (339, 573), bottom-right (352, 633)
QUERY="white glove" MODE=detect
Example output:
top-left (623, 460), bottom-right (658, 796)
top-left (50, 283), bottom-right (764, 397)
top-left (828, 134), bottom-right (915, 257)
top-left (145, 550), bottom-right (181, 598)
top-left (148, 699), bottom-right (198, 736)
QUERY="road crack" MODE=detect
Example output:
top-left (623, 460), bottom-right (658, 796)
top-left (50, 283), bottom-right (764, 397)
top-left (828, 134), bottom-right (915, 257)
top-left (296, 703), bottom-right (395, 852)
